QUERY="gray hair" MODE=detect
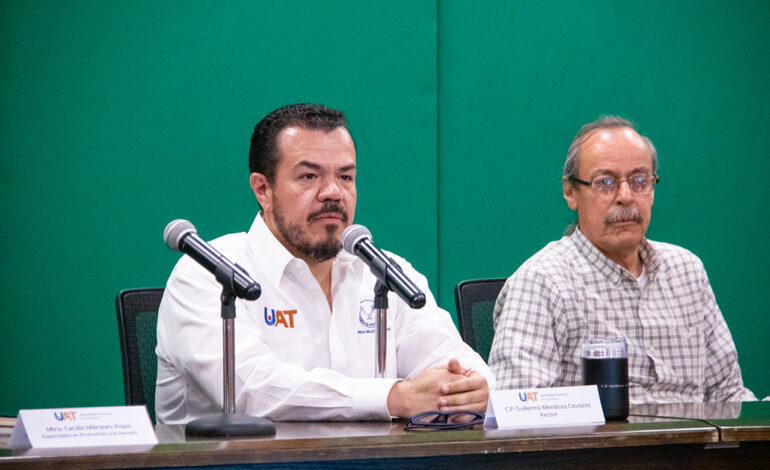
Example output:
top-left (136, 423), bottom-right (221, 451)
top-left (563, 116), bottom-right (658, 236)
top-left (563, 116), bottom-right (657, 184)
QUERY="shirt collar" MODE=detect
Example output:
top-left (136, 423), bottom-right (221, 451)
top-left (637, 236), bottom-right (660, 281)
top-left (246, 212), bottom-right (360, 285)
top-left (246, 213), bottom-right (295, 286)
top-left (570, 227), bottom-right (660, 284)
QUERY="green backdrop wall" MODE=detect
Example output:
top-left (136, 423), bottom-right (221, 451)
top-left (437, 0), bottom-right (770, 398)
top-left (0, 0), bottom-right (439, 414)
top-left (1, 1), bottom-right (767, 415)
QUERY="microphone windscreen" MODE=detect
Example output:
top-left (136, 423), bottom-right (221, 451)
top-left (341, 224), bottom-right (371, 254)
top-left (164, 219), bottom-right (197, 252)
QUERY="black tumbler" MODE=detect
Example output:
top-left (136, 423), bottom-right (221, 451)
top-left (581, 337), bottom-right (629, 420)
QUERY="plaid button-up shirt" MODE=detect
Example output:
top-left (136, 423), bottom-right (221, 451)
top-left (489, 228), bottom-right (755, 403)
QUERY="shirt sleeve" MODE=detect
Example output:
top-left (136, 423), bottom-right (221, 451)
top-left (387, 259), bottom-right (494, 387)
top-left (488, 266), bottom-right (565, 390)
top-left (156, 256), bottom-right (398, 423)
top-left (699, 272), bottom-right (757, 402)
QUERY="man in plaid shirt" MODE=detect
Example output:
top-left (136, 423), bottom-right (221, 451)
top-left (489, 116), bottom-right (755, 403)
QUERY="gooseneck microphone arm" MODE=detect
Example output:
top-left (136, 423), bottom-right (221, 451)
top-left (164, 219), bottom-right (261, 301)
top-left (163, 219), bottom-right (274, 437)
top-left (341, 225), bottom-right (426, 309)
top-left (341, 224), bottom-right (426, 378)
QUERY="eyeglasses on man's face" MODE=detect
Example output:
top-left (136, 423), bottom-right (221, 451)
top-left (569, 173), bottom-right (659, 196)
top-left (404, 410), bottom-right (485, 431)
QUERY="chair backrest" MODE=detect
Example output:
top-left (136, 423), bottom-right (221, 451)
top-left (454, 279), bottom-right (506, 363)
top-left (116, 288), bottom-right (164, 424)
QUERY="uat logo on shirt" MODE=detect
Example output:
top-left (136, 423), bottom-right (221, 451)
top-left (264, 308), bottom-right (297, 328)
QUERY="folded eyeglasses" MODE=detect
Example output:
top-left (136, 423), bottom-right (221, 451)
top-left (404, 410), bottom-right (485, 431)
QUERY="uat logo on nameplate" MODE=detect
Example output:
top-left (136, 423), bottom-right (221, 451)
top-left (484, 385), bottom-right (605, 429)
top-left (8, 406), bottom-right (157, 449)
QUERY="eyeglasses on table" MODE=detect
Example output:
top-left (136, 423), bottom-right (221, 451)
top-left (404, 410), bottom-right (485, 431)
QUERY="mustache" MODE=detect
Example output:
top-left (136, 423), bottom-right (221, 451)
top-left (604, 206), bottom-right (642, 225)
top-left (307, 202), bottom-right (349, 223)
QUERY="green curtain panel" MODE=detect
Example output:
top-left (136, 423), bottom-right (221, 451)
top-left (1, 0), bottom-right (767, 414)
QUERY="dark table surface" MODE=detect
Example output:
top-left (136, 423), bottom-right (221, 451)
top-left (1, 402), bottom-right (768, 470)
top-left (631, 400), bottom-right (770, 442)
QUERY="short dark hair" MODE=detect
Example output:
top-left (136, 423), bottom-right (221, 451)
top-left (249, 103), bottom-right (350, 182)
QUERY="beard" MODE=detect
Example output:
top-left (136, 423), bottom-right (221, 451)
top-left (273, 200), bottom-right (347, 263)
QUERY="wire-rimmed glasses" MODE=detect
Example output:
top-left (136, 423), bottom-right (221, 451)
top-left (569, 173), bottom-right (659, 196)
top-left (404, 410), bottom-right (485, 431)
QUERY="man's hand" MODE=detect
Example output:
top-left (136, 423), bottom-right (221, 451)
top-left (386, 367), bottom-right (457, 417)
top-left (438, 358), bottom-right (489, 413)
top-left (386, 358), bottom-right (489, 418)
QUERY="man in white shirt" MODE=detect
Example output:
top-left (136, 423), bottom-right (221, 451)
top-left (155, 103), bottom-right (490, 424)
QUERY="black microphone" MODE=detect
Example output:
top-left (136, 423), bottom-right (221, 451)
top-left (341, 224), bottom-right (426, 309)
top-left (164, 219), bottom-right (261, 300)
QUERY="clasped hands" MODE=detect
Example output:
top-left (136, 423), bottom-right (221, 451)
top-left (386, 358), bottom-right (489, 418)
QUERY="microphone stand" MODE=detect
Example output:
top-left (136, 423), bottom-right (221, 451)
top-left (185, 264), bottom-right (275, 437)
top-left (372, 261), bottom-right (426, 378)
top-left (374, 280), bottom-right (389, 378)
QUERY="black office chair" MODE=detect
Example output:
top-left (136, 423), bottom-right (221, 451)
top-left (454, 279), bottom-right (506, 362)
top-left (116, 288), bottom-right (164, 424)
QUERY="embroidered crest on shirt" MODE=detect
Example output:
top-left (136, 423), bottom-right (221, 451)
top-left (264, 307), bottom-right (297, 328)
top-left (358, 300), bottom-right (376, 329)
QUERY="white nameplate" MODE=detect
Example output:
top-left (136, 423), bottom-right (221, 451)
top-left (485, 385), bottom-right (605, 429)
top-left (8, 406), bottom-right (157, 448)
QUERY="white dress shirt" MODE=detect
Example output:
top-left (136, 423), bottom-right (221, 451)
top-left (155, 214), bottom-right (491, 424)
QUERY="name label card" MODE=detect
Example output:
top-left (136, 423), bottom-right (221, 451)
top-left (485, 385), bottom-right (605, 429)
top-left (9, 406), bottom-right (158, 448)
